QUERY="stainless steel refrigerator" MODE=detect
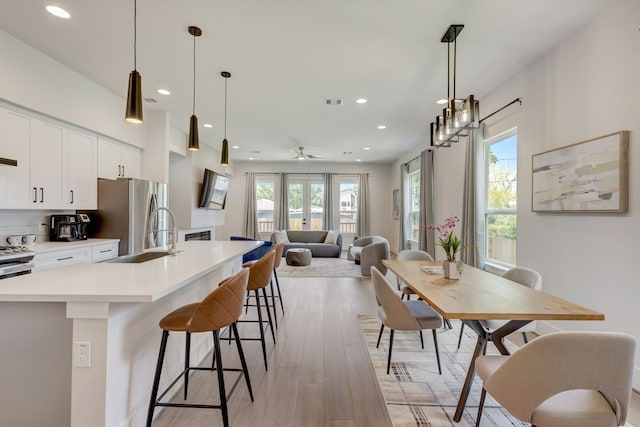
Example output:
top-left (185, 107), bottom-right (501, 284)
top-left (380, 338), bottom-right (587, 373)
top-left (92, 178), bottom-right (169, 256)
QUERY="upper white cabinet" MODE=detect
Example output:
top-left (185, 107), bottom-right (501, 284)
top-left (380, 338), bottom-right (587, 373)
top-left (65, 129), bottom-right (98, 209)
top-left (98, 138), bottom-right (141, 180)
top-left (0, 107), bottom-right (32, 209)
top-left (30, 119), bottom-right (65, 208)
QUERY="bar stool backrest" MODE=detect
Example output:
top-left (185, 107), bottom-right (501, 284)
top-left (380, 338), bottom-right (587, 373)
top-left (272, 243), bottom-right (284, 269)
top-left (188, 268), bottom-right (250, 333)
top-left (247, 250), bottom-right (276, 291)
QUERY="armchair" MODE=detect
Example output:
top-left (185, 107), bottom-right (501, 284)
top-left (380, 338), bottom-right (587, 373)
top-left (349, 236), bottom-right (390, 276)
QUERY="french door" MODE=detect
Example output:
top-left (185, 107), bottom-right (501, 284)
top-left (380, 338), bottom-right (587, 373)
top-left (288, 179), bottom-right (324, 230)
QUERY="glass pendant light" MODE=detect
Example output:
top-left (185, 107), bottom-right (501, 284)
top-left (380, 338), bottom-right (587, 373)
top-left (220, 71), bottom-right (231, 166)
top-left (187, 26), bottom-right (202, 151)
top-left (125, 0), bottom-right (143, 124)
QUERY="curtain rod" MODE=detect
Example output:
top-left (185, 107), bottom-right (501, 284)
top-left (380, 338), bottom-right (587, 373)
top-left (479, 97), bottom-right (522, 124)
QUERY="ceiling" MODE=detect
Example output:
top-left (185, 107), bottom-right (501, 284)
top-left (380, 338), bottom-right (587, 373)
top-left (0, 0), bottom-right (609, 163)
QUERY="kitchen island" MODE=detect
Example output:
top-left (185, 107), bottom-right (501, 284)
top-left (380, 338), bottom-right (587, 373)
top-left (0, 240), bottom-right (261, 427)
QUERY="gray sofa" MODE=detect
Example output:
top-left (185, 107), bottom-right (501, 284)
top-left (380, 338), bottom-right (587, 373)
top-left (270, 230), bottom-right (342, 258)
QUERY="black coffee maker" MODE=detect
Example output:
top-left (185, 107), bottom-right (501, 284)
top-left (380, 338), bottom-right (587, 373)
top-left (50, 214), bottom-right (90, 241)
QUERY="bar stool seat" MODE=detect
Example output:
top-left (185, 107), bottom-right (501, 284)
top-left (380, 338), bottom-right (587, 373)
top-left (146, 268), bottom-right (252, 427)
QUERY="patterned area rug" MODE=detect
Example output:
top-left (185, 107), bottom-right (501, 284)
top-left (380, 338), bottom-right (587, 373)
top-left (277, 255), bottom-right (364, 277)
top-left (359, 314), bottom-right (529, 427)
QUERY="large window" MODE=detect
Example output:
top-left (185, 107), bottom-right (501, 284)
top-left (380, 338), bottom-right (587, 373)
top-left (404, 158), bottom-right (421, 243)
top-left (256, 177), bottom-right (275, 234)
top-left (339, 179), bottom-right (358, 234)
top-left (483, 129), bottom-right (517, 267)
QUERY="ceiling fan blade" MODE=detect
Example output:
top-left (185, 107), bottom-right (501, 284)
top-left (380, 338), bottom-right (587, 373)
top-left (307, 153), bottom-right (325, 159)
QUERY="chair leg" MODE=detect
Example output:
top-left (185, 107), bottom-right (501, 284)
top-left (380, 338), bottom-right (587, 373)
top-left (476, 388), bottom-right (487, 427)
top-left (273, 269), bottom-right (284, 315)
top-left (376, 324), bottom-right (384, 348)
top-left (457, 322), bottom-right (465, 349)
top-left (254, 289), bottom-right (268, 371)
top-left (184, 332), bottom-right (191, 400)
top-left (269, 278), bottom-right (278, 329)
top-left (444, 319), bottom-right (453, 329)
top-left (432, 329), bottom-right (442, 375)
top-left (419, 330), bottom-right (424, 349)
top-left (386, 329), bottom-right (395, 375)
top-left (213, 330), bottom-right (229, 427)
top-left (146, 330), bottom-right (169, 427)
top-left (261, 287), bottom-right (276, 344)
top-left (232, 322), bottom-right (254, 401)
top-left (522, 331), bottom-right (529, 344)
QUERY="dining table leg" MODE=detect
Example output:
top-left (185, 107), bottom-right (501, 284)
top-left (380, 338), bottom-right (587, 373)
top-left (490, 320), bottom-right (532, 355)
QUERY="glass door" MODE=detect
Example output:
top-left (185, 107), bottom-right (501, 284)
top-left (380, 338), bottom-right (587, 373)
top-left (288, 180), bottom-right (324, 230)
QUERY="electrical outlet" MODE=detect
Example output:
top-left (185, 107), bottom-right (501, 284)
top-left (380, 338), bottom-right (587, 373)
top-left (74, 341), bottom-right (91, 368)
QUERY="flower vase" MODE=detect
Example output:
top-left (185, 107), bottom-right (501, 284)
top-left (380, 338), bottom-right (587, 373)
top-left (443, 261), bottom-right (460, 279)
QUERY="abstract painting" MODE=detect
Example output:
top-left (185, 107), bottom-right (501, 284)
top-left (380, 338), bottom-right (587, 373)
top-left (532, 131), bottom-right (629, 212)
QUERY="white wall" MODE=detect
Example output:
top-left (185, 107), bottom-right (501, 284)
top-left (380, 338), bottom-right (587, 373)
top-left (426, 1), bottom-right (640, 387)
top-left (218, 161), bottom-right (392, 242)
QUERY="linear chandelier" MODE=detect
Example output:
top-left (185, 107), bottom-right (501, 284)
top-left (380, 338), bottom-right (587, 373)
top-left (430, 24), bottom-right (479, 148)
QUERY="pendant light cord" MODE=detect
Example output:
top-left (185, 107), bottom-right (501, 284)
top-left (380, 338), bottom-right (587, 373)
top-left (192, 35), bottom-right (196, 116)
top-left (133, 0), bottom-right (137, 70)
top-left (224, 78), bottom-right (228, 138)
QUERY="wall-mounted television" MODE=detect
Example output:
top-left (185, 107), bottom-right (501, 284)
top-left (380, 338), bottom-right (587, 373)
top-left (198, 169), bottom-right (230, 209)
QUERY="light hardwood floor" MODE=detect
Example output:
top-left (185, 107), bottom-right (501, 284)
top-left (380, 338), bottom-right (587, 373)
top-left (150, 274), bottom-right (640, 427)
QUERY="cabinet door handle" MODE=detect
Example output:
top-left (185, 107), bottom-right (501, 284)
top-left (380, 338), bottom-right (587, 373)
top-left (122, 165), bottom-right (125, 176)
top-left (33, 187), bottom-right (37, 203)
top-left (57, 256), bottom-right (73, 261)
top-left (99, 249), bottom-right (112, 253)
top-left (39, 187), bottom-right (44, 203)
top-left (70, 190), bottom-right (74, 204)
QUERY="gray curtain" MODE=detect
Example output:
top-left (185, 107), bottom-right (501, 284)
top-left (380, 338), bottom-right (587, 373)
top-left (357, 173), bottom-right (370, 237)
top-left (276, 172), bottom-right (289, 230)
top-left (418, 150), bottom-right (435, 257)
top-left (243, 172), bottom-right (258, 238)
top-left (324, 173), bottom-right (334, 230)
top-left (399, 163), bottom-right (408, 250)
top-left (460, 128), bottom-right (480, 267)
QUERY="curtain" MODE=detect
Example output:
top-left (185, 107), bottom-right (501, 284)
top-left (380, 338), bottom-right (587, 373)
top-left (356, 173), bottom-right (370, 237)
top-left (418, 150), bottom-right (435, 257)
top-left (460, 127), bottom-right (481, 267)
top-left (323, 173), bottom-right (334, 230)
top-left (276, 173), bottom-right (289, 230)
top-left (243, 172), bottom-right (258, 238)
top-left (399, 163), bottom-right (408, 250)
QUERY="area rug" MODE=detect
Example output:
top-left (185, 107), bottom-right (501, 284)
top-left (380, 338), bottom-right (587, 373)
top-left (277, 256), bottom-right (363, 277)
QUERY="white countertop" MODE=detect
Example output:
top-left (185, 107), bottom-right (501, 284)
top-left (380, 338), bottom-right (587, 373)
top-left (0, 240), bottom-right (261, 303)
top-left (33, 238), bottom-right (120, 253)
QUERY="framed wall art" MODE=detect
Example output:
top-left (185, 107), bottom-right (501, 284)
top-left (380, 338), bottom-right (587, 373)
top-left (532, 130), bottom-right (629, 213)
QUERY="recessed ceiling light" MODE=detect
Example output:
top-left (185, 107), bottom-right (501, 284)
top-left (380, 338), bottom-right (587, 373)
top-left (232, 145), bottom-right (239, 149)
top-left (356, 159), bottom-right (362, 162)
top-left (157, 89), bottom-right (170, 95)
top-left (248, 157), bottom-right (255, 160)
top-left (363, 147), bottom-right (371, 151)
top-left (356, 98), bottom-right (367, 104)
top-left (203, 123), bottom-right (213, 128)
top-left (46, 5), bottom-right (71, 19)
top-left (377, 125), bottom-right (386, 130)
top-left (437, 98), bottom-right (448, 105)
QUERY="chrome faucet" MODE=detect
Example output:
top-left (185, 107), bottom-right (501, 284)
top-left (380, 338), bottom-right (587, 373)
top-left (148, 207), bottom-right (178, 255)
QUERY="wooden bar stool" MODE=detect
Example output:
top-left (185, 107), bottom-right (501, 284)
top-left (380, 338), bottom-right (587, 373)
top-left (234, 249), bottom-right (276, 370)
top-left (146, 268), bottom-right (252, 427)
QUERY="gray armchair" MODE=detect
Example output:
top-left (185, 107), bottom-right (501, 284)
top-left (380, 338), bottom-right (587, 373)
top-left (349, 236), bottom-right (390, 276)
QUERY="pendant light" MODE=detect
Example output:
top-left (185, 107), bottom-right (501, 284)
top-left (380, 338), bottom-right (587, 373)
top-left (220, 71), bottom-right (231, 166)
top-left (187, 26), bottom-right (202, 151)
top-left (125, 0), bottom-right (143, 124)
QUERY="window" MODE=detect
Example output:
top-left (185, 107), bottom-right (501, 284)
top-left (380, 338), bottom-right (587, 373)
top-left (338, 179), bottom-right (358, 234)
top-left (482, 129), bottom-right (517, 267)
top-left (256, 177), bottom-right (275, 234)
top-left (404, 158), bottom-right (421, 243)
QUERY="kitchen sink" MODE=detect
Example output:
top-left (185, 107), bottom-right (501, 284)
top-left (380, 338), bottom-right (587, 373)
top-left (106, 250), bottom-right (176, 263)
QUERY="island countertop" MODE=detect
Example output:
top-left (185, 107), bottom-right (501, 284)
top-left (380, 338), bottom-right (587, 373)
top-left (0, 240), bottom-right (261, 303)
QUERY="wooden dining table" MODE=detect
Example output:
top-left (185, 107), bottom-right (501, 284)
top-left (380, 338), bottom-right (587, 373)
top-left (382, 259), bottom-right (605, 422)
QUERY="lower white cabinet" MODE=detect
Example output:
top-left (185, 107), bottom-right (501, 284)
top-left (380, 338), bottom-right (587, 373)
top-left (91, 242), bottom-right (119, 262)
top-left (32, 246), bottom-right (92, 273)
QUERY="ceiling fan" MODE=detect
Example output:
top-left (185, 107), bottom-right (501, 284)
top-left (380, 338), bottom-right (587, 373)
top-left (291, 146), bottom-right (324, 160)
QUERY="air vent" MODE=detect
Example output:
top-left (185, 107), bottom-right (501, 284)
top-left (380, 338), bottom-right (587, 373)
top-left (325, 98), bottom-right (343, 106)
top-left (143, 97), bottom-right (158, 103)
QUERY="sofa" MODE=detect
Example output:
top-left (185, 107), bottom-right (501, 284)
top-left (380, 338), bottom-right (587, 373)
top-left (349, 235), bottom-right (390, 276)
top-left (270, 230), bottom-right (342, 258)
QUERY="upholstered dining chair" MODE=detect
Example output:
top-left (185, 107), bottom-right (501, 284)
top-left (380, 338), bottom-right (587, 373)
top-left (371, 266), bottom-right (442, 375)
top-left (457, 266), bottom-right (542, 349)
top-left (475, 331), bottom-right (636, 427)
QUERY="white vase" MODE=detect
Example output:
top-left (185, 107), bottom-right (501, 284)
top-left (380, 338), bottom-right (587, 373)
top-left (443, 261), bottom-right (460, 279)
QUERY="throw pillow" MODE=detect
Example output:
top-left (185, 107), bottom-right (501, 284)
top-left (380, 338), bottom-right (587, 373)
top-left (273, 230), bottom-right (289, 243)
top-left (324, 230), bottom-right (339, 244)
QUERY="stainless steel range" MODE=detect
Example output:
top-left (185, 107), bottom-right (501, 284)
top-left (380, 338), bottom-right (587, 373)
top-left (0, 246), bottom-right (36, 279)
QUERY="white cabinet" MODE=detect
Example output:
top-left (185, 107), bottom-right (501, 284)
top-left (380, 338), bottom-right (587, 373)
top-left (30, 119), bottom-right (65, 208)
top-left (65, 129), bottom-right (98, 209)
top-left (32, 246), bottom-right (92, 272)
top-left (0, 107), bottom-right (32, 209)
top-left (98, 138), bottom-right (141, 179)
top-left (91, 242), bottom-right (119, 262)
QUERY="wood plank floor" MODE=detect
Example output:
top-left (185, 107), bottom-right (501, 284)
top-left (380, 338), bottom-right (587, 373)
top-left (150, 274), bottom-right (640, 427)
